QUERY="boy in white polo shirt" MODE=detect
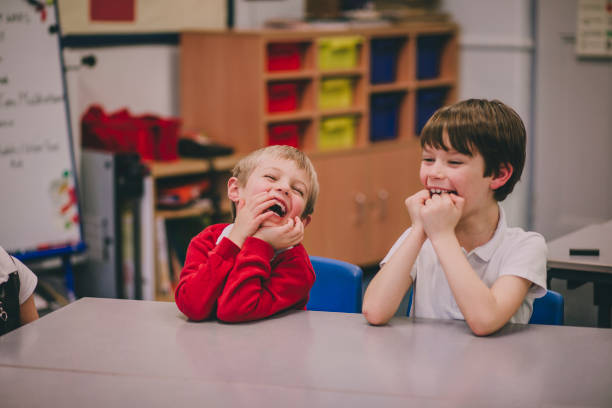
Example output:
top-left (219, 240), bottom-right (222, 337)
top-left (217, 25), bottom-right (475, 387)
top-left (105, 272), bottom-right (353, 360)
top-left (362, 99), bottom-right (547, 336)
top-left (0, 245), bottom-right (39, 335)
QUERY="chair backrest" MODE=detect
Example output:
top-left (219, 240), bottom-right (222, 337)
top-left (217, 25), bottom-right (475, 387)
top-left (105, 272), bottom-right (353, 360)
top-left (307, 256), bottom-right (363, 313)
top-left (405, 287), bottom-right (414, 317)
top-left (529, 290), bottom-right (564, 325)
top-left (406, 288), bottom-right (564, 325)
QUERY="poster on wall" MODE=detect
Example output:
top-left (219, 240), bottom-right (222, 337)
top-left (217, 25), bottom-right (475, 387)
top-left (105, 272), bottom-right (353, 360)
top-left (576, 0), bottom-right (612, 57)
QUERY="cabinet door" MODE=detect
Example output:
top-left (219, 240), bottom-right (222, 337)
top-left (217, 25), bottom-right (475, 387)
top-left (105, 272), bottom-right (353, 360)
top-left (367, 145), bottom-right (422, 262)
top-left (303, 145), bottom-right (422, 266)
top-left (303, 153), bottom-right (371, 264)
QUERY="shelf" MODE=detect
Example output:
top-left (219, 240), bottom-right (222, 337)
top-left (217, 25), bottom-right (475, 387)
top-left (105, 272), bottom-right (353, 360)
top-left (264, 111), bottom-right (315, 123)
top-left (156, 200), bottom-right (214, 220)
top-left (415, 78), bottom-right (455, 89)
top-left (317, 107), bottom-right (365, 118)
top-left (317, 68), bottom-right (366, 78)
top-left (264, 70), bottom-right (316, 81)
top-left (369, 82), bottom-right (411, 93)
top-left (148, 156), bottom-right (240, 178)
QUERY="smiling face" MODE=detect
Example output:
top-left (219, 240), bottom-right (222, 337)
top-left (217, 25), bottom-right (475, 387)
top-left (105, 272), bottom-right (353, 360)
top-left (228, 156), bottom-right (311, 227)
top-left (420, 131), bottom-right (498, 218)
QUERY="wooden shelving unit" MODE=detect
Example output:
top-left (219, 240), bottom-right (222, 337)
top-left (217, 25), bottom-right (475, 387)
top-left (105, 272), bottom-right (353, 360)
top-left (180, 22), bottom-right (459, 266)
top-left (146, 156), bottom-right (240, 301)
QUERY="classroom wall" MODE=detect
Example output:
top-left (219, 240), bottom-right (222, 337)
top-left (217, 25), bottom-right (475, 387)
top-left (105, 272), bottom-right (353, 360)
top-left (532, 0), bottom-right (612, 240)
top-left (234, 0), bottom-right (305, 29)
top-left (439, 0), bottom-right (534, 230)
top-left (63, 45), bottom-right (180, 169)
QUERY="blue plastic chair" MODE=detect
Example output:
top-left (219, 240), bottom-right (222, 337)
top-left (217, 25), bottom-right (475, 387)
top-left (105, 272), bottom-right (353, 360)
top-left (405, 287), bottom-right (414, 317)
top-left (529, 290), bottom-right (564, 325)
top-left (307, 256), bottom-right (363, 313)
top-left (406, 288), bottom-right (564, 326)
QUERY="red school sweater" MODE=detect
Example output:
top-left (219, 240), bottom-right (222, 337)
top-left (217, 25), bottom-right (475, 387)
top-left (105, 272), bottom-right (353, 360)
top-left (174, 223), bottom-right (315, 322)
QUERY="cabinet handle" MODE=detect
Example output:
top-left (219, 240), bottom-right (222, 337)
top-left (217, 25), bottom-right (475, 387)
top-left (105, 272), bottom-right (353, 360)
top-left (354, 192), bottom-right (367, 225)
top-left (377, 189), bottom-right (389, 220)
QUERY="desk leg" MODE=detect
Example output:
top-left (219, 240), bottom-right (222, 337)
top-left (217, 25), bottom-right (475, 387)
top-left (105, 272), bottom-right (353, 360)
top-left (594, 283), bottom-right (612, 328)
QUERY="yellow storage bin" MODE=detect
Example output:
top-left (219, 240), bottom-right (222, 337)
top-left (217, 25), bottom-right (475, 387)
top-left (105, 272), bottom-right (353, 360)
top-left (319, 115), bottom-right (355, 150)
top-left (318, 36), bottom-right (362, 70)
top-left (319, 78), bottom-right (353, 110)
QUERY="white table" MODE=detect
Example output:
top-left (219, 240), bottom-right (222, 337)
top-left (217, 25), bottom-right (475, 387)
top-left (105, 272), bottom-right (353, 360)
top-left (547, 220), bottom-right (612, 327)
top-left (2, 298), bottom-right (612, 407)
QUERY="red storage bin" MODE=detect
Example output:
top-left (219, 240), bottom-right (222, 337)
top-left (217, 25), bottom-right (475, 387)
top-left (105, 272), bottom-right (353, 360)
top-left (268, 82), bottom-right (298, 113)
top-left (268, 123), bottom-right (299, 148)
top-left (267, 43), bottom-right (301, 71)
top-left (81, 105), bottom-right (179, 161)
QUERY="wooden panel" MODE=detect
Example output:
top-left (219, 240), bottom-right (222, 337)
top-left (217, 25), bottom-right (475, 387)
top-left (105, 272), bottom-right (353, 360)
top-left (367, 144), bottom-right (421, 262)
top-left (303, 153), bottom-right (370, 264)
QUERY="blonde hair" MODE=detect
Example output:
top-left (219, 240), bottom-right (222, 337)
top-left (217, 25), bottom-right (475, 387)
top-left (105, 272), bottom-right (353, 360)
top-left (231, 145), bottom-right (319, 218)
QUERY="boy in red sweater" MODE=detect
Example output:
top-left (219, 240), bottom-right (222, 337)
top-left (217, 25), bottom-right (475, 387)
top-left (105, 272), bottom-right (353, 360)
top-left (175, 145), bottom-right (319, 322)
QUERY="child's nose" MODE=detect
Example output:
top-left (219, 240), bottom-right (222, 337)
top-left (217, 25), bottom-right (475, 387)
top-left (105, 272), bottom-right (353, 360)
top-left (274, 183), bottom-right (290, 195)
top-left (430, 160), bottom-right (445, 178)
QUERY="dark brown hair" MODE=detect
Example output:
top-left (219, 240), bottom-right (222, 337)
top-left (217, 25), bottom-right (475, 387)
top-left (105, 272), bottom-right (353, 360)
top-left (420, 99), bottom-right (526, 201)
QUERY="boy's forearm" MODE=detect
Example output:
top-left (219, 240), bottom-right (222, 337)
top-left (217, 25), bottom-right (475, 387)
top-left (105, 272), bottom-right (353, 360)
top-left (217, 241), bottom-right (311, 322)
top-left (429, 233), bottom-right (506, 335)
top-left (363, 227), bottom-right (426, 325)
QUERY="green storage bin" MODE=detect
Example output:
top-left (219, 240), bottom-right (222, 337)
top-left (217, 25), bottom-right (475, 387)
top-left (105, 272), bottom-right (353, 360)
top-left (319, 78), bottom-right (353, 110)
top-left (318, 36), bottom-right (362, 70)
top-left (319, 116), bottom-right (355, 150)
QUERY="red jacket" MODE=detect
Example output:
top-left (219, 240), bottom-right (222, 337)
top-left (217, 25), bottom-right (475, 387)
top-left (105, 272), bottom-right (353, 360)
top-left (175, 223), bottom-right (315, 322)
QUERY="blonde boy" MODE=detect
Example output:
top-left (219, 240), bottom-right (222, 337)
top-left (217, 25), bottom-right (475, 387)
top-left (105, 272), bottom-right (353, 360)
top-left (175, 145), bottom-right (319, 323)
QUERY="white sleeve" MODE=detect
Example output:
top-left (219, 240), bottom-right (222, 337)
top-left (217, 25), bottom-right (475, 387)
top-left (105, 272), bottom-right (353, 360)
top-left (14, 257), bottom-right (38, 304)
top-left (500, 232), bottom-right (548, 299)
top-left (379, 227), bottom-right (411, 267)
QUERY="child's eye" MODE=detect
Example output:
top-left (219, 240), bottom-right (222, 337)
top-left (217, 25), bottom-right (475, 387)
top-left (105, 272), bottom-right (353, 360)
top-left (264, 174), bottom-right (277, 180)
top-left (293, 187), bottom-right (304, 196)
top-left (449, 160), bottom-right (463, 165)
top-left (422, 157), bottom-right (434, 163)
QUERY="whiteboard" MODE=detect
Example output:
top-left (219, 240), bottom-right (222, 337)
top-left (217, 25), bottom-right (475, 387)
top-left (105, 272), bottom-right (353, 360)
top-left (0, 0), bottom-right (83, 257)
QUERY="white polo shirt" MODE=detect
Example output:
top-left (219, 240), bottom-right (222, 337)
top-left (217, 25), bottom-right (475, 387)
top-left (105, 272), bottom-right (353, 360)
top-left (381, 205), bottom-right (547, 324)
top-left (0, 246), bottom-right (38, 305)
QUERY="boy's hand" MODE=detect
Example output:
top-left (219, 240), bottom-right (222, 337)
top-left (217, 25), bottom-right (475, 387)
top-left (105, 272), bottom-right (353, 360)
top-left (405, 189), bottom-right (430, 234)
top-left (421, 193), bottom-right (464, 240)
top-left (228, 192), bottom-right (278, 247)
top-left (253, 216), bottom-right (304, 250)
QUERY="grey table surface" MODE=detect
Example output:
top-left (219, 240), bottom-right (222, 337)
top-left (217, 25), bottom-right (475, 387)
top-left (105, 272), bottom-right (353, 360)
top-left (547, 219), bottom-right (612, 273)
top-left (1, 297), bottom-right (612, 408)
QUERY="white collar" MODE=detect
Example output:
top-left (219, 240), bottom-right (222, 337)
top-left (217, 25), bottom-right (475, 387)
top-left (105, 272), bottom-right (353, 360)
top-left (468, 203), bottom-right (507, 262)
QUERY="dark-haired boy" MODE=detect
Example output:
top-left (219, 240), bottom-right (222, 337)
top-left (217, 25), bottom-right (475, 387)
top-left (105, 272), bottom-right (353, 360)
top-left (363, 99), bottom-right (547, 336)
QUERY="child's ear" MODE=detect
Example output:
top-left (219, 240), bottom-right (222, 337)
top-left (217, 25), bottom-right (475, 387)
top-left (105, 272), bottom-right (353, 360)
top-left (227, 177), bottom-right (241, 202)
top-left (490, 164), bottom-right (513, 191)
top-left (301, 214), bottom-right (311, 228)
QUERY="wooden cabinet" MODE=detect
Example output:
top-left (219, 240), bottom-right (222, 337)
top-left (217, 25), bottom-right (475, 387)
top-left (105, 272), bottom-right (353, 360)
top-left (180, 23), bottom-right (458, 266)
top-left (303, 144), bottom-right (420, 265)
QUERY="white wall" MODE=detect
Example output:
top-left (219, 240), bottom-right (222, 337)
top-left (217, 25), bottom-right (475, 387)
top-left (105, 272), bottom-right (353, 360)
top-left (532, 0), bottom-right (612, 240)
top-left (234, 0), bottom-right (304, 29)
top-left (63, 45), bottom-right (180, 168)
top-left (440, 0), bottom-right (534, 230)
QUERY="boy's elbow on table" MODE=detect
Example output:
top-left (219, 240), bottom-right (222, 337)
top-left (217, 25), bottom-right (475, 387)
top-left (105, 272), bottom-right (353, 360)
top-left (464, 315), bottom-right (505, 337)
top-left (362, 305), bottom-right (392, 326)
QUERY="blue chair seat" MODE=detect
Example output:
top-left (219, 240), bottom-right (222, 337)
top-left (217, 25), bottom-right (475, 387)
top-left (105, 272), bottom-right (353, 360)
top-left (307, 256), bottom-right (363, 313)
top-left (529, 289), bottom-right (564, 325)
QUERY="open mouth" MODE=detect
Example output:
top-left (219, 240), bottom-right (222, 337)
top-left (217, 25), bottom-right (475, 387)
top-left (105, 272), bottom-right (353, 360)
top-left (267, 202), bottom-right (286, 217)
top-left (429, 188), bottom-right (458, 195)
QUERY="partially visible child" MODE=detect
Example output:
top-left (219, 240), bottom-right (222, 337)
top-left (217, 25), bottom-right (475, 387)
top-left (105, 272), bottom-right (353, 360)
top-left (0, 245), bottom-right (39, 335)
top-left (362, 99), bottom-right (547, 335)
top-left (175, 145), bottom-right (319, 323)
